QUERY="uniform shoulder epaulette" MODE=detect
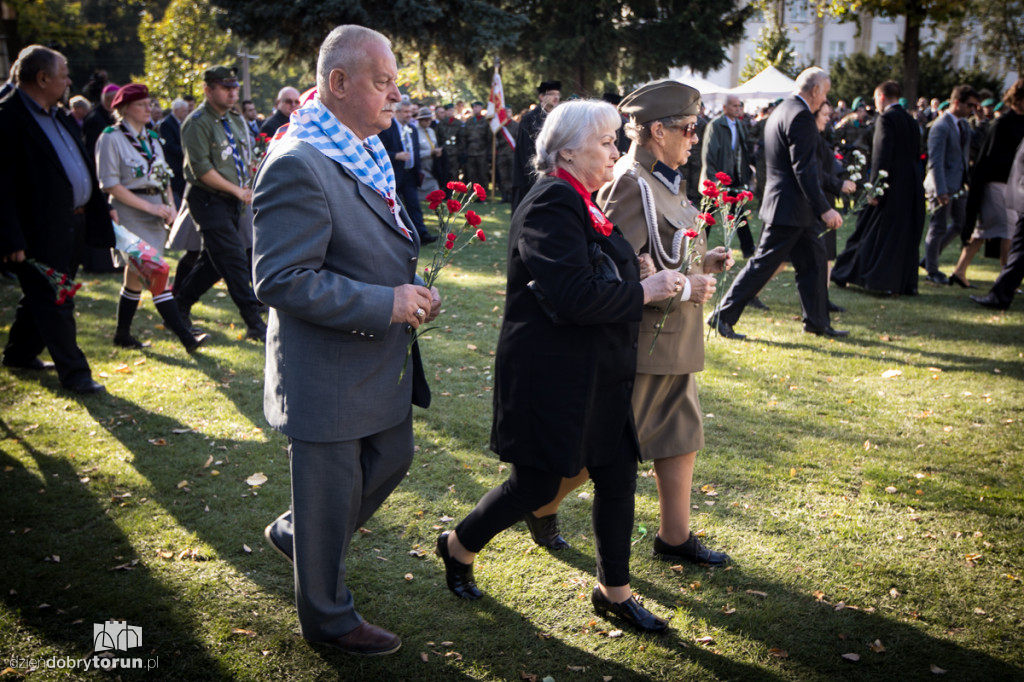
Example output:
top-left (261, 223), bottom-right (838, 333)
top-left (102, 125), bottom-right (116, 134)
top-left (191, 110), bottom-right (203, 119)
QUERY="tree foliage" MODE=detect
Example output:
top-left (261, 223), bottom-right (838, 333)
top-left (740, 15), bottom-right (797, 82)
top-left (960, 0), bottom-right (1024, 78)
top-left (829, 39), bottom-right (1003, 106)
top-left (3, 0), bottom-right (102, 57)
top-left (138, 0), bottom-right (233, 102)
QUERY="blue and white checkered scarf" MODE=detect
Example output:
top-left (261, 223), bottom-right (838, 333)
top-left (279, 98), bottom-right (398, 212)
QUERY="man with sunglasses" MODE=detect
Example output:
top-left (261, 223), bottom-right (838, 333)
top-left (261, 86), bottom-right (302, 137)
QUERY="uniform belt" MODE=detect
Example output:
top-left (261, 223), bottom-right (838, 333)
top-left (130, 187), bottom-right (163, 196)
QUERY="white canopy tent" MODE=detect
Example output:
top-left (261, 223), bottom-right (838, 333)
top-left (727, 66), bottom-right (797, 112)
top-left (668, 67), bottom-right (731, 111)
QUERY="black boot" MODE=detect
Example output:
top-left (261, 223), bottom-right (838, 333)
top-left (113, 288), bottom-right (144, 348)
top-left (154, 291), bottom-right (208, 352)
top-left (435, 532), bottom-right (482, 600)
top-left (523, 513), bottom-right (570, 550)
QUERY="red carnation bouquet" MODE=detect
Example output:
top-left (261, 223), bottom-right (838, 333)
top-left (400, 181), bottom-right (488, 380)
top-left (702, 172), bottom-right (753, 338)
top-left (24, 260), bottom-right (82, 305)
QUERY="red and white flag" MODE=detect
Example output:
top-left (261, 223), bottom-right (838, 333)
top-left (487, 70), bottom-right (515, 149)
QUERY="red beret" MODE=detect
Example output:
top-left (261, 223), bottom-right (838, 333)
top-left (111, 83), bottom-right (149, 109)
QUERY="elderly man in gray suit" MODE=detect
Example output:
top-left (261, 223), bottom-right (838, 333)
top-left (922, 84), bottom-right (980, 284)
top-left (252, 25), bottom-right (440, 656)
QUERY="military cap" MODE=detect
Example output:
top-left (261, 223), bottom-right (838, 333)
top-left (204, 65), bottom-right (239, 87)
top-left (416, 107), bottom-right (433, 120)
top-left (618, 80), bottom-right (701, 124)
top-left (981, 98), bottom-right (996, 107)
top-left (602, 92), bottom-right (623, 105)
top-left (110, 83), bottom-right (149, 109)
top-left (538, 81), bottom-right (561, 94)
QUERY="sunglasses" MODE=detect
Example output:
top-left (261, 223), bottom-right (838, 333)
top-left (666, 122), bottom-right (698, 138)
top-left (283, 98), bottom-right (301, 105)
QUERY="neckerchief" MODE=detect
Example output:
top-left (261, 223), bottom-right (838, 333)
top-left (648, 159), bottom-right (682, 195)
top-left (119, 122), bottom-right (155, 174)
top-left (280, 99), bottom-right (404, 237)
top-left (219, 117), bottom-right (247, 187)
top-left (552, 167), bottom-right (613, 236)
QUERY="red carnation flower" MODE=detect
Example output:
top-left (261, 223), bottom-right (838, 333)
top-left (465, 210), bottom-right (482, 227)
top-left (715, 171), bottom-right (732, 186)
top-left (429, 201), bottom-right (443, 211)
top-left (702, 186), bottom-right (720, 198)
top-left (698, 212), bottom-right (716, 226)
top-left (473, 183), bottom-right (487, 201)
top-left (727, 214), bottom-right (736, 221)
top-left (447, 181), bottom-right (468, 193)
top-left (476, 229), bottom-right (486, 242)
top-left (426, 189), bottom-right (446, 203)
top-left (703, 179), bottom-right (716, 188)
top-left (835, 153), bottom-right (844, 161)
top-left (722, 194), bottom-right (738, 205)
top-left (685, 229), bottom-right (699, 239)
top-left (447, 232), bottom-right (457, 241)
top-left (447, 199), bottom-right (462, 213)
top-left (444, 239), bottom-right (455, 250)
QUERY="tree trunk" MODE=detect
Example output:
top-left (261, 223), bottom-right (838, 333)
top-left (902, 10), bottom-right (921, 105)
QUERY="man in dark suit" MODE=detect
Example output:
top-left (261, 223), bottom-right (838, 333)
top-left (253, 25), bottom-right (439, 655)
top-left (922, 84), bottom-right (980, 284)
top-left (259, 86), bottom-right (300, 137)
top-left (0, 45), bottom-right (113, 393)
top-left (971, 137), bottom-right (1024, 310)
top-left (381, 99), bottom-right (433, 242)
top-left (709, 67), bottom-right (846, 339)
top-left (159, 98), bottom-right (189, 205)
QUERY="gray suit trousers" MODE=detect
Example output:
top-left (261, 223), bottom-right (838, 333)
top-left (271, 410), bottom-right (414, 641)
top-left (923, 193), bottom-right (967, 275)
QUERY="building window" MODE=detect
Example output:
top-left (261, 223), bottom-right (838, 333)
top-left (792, 40), bottom-right (806, 61)
top-left (876, 42), bottom-right (895, 56)
top-left (788, 0), bottom-right (810, 23)
top-left (827, 40), bottom-right (847, 68)
top-left (960, 43), bottom-right (977, 68)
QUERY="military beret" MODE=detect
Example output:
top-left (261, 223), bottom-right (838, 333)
top-left (102, 84), bottom-right (121, 95)
top-left (981, 98), bottom-right (996, 107)
top-left (471, 100), bottom-right (484, 107)
top-left (111, 83), bottom-right (149, 109)
top-left (939, 100), bottom-right (950, 111)
top-left (204, 65), bottom-right (239, 87)
top-left (538, 81), bottom-right (561, 94)
top-left (994, 102), bottom-right (1005, 112)
top-left (898, 97), bottom-right (908, 108)
top-left (851, 96), bottom-right (865, 111)
top-left (618, 80), bottom-right (701, 124)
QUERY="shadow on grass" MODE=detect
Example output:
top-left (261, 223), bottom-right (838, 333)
top-left (0, 416), bottom-right (229, 680)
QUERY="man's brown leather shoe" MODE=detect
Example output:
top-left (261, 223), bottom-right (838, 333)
top-left (318, 622), bottom-right (401, 656)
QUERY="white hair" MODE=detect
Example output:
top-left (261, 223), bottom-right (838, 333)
top-left (317, 25), bottom-right (391, 93)
top-left (533, 100), bottom-right (621, 174)
top-left (795, 67), bottom-right (829, 95)
top-left (69, 95), bottom-right (90, 110)
top-left (171, 98), bottom-right (188, 113)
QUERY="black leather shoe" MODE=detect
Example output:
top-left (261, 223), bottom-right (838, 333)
top-left (2, 357), bottom-right (55, 371)
top-left (436, 531), bottom-right (482, 600)
top-left (246, 324), bottom-right (267, 342)
top-left (420, 233), bottom-right (439, 244)
top-left (591, 587), bottom-right (668, 633)
top-left (970, 293), bottom-right (1009, 310)
top-left (316, 621), bottom-right (401, 656)
top-left (926, 272), bottom-right (949, 285)
top-left (64, 378), bottom-right (106, 395)
top-left (652, 532), bottom-right (731, 566)
top-left (113, 333), bottom-right (146, 349)
top-left (523, 513), bottom-right (570, 550)
top-left (948, 273), bottom-right (976, 289)
top-left (749, 296), bottom-right (769, 311)
top-left (264, 519), bottom-right (294, 563)
top-left (827, 301), bottom-right (846, 313)
top-left (707, 316), bottom-right (746, 340)
top-left (804, 325), bottom-right (850, 337)
top-left (183, 333), bottom-right (210, 354)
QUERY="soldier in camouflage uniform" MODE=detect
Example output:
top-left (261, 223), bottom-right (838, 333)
top-left (494, 109), bottom-right (518, 203)
top-left (462, 101), bottom-right (492, 189)
top-left (435, 103), bottom-right (464, 187)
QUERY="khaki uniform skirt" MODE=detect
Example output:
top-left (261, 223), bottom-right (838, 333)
top-left (631, 372), bottom-right (704, 459)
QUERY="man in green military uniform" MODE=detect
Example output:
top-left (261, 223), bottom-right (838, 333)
top-left (462, 101), bottom-right (492, 188)
top-left (435, 104), bottom-right (464, 187)
top-left (174, 65), bottom-right (266, 341)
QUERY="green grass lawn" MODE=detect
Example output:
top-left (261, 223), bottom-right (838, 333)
top-left (1, 203), bottom-right (1022, 681)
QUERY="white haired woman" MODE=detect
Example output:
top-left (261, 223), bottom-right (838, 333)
top-left (94, 83), bottom-right (207, 352)
top-left (436, 100), bottom-right (682, 633)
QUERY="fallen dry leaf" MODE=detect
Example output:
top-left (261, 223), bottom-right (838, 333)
top-left (768, 648), bottom-right (789, 658)
top-left (696, 636), bottom-right (715, 645)
top-left (930, 664), bottom-right (947, 674)
top-left (148, 438), bottom-right (167, 446)
top-left (881, 369), bottom-right (903, 378)
top-left (608, 630), bottom-right (623, 638)
top-left (203, 455), bottom-right (213, 469)
top-left (812, 590), bottom-right (825, 601)
top-left (243, 544), bottom-right (252, 554)
top-left (842, 653), bottom-right (860, 662)
top-left (176, 480), bottom-right (189, 489)
top-left (519, 673), bottom-right (538, 682)
top-left (245, 472), bottom-right (268, 487)
top-left (566, 665), bottom-right (587, 672)
top-left (408, 548), bottom-right (426, 558)
top-left (869, 639), bottom-right (886, 653)
top-left (231, 628), bottom-right (256, 637)
top-left (419, 652), bottom-right (429, 663)
top-left (885, 486), bottom-right (898, 494)
top-left (889, 588), bottom-right (900, 599)
top-left (172, 428), bottom-right (192, 434)
top-left (444, 651), bottom-right (463, 661)
top-left (722, 607), bottom-right (736, 615)
top-left (670, 564), bottom-right (684, 573)
top-left (156, 550), bottom-right (174, 559)
top-left (745, 590), bottom-right (768, 598)
top-left (404, 573), bottom-right (414, 581)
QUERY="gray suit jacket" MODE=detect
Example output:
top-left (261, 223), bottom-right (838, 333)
top-left (924, 113), bottom-right (969, 197)
top-left (1007, 137), bottom-right (1024, 214)
top-left (252, 136), bottom-right (421, 443)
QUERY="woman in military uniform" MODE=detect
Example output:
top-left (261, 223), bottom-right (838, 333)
top-left (525, 82), bottom-right (734, 566)
top-left (95, 83), bottom-right (207, 352)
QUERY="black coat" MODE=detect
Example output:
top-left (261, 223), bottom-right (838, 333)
top-left (0, 90), bottom-right (113, 270)
top-left (491, 177), bottom-right (644, 477)
top-left (759, 95), bottom-right (831, 228)
top-left (259, 109), bottom-right (289, 137)
top-left (832, 104), bottom-right (925, 295)
top-left (159, 114), bottom-right (186, 198)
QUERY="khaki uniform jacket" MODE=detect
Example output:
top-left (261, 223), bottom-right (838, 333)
top-left (182, 102), bottom-right (252, 193)
top-left (598, 143), bottom-right (707, 376)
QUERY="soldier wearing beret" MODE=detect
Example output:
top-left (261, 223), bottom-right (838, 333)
top-left (174, 65), bottom-right (266, 340)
